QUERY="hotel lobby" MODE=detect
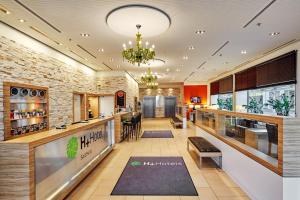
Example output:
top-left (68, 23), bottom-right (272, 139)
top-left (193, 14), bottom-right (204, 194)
top-left (0, 1), bottom-right (300, 200)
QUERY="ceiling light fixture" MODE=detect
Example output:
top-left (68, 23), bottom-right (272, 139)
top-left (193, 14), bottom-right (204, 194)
top-left (241, 50), bottom-right (247, 54)
top-left (176, 68), bottom-right (180, 72)
top-left (98, 48), bottom-right (104, 52)
top-left (188, 45), bottom-right (195, 50)
top-left (122, 24), bottom-right (155, 66)
top-left (183, 56), bottom-right (188, 60)
top-left (116, 64), bottom-right (120, 68)
top-left (0, 6), bottom-right (10, 14)
top-left (80, 33), bottom-right (90, 37)
top-left (141, 68), bottom-right (158, 89)
top-left (18, 19), bottom-right (25, 23)
top-left (269, 32), bottom-right (280, 36)
top-left (166, 68), bottom-right (170, 72)
top-left (195, 30), bottom-right (205, 35)
top-left (109, 58), bottom-right (114, 62)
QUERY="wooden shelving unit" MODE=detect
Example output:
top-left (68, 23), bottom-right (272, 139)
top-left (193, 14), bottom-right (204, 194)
top-left (3, 82), bottom-right (49, 140)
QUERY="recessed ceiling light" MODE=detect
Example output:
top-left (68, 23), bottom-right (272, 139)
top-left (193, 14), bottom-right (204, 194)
top-left (98, 48), bottom-right (104, 52)
top-left (58, 43), bottom-right (63, 46)
top-left (176, 68), bottom-right (180, 72)
top-left (18, 19), bottom-right (25, 23)
top-left (269, 32), bottom-right (280, 36)
top-left (109, 58), bottom-right (114, 62)
top-left (195, 30), bottom-right (205, 35)
top-left (116, 64), bottom-right (120, 68)
top-left (80, 33), bottom-right (90, 37)
top-left (241, 50), bottom-right (247, 54)
top-left (188, 45), bottom-right (195, 50)
top-left (0, 6), bottom-right (10, 14)
top-left (166, 68), bottom-right (170, 72)
top-left (183, 56), bottom-right (188, 60)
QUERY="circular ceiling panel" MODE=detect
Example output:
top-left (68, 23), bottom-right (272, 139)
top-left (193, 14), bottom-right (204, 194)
top-left (106, 5), bottom-right (171, 37)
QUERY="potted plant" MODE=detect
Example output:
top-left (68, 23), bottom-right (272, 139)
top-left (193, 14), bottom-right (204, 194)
top-left (217, 98), bottom-right (225, 110)
top-left (224, 97), bottom-right (233, 111)
top-left (243, 97), bottom-right (263, 114)
top-left (265, 93), bottom-right (294, 116)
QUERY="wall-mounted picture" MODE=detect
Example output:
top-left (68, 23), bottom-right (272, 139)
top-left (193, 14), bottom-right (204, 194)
top-left (115, 90), bottom-right (126, 108)
top-left (190, 96), bottom-right (201, 103)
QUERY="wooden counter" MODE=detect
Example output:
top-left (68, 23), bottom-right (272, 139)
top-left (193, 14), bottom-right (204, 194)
top-left (0, 117), bottom-right (114, 200)
top-left (114, 111), bottom-right (132, 143)
top-left (195, 108), bottom-right (300, 177)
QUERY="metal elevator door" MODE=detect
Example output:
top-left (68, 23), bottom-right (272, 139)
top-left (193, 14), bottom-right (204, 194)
top-left (164, 96), bottom-right (176, 118)
top-left (143, 96), bottom-right (156, 118)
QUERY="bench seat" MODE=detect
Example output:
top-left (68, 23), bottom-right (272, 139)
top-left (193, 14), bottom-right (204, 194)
top-left (170, 117), bottom-right (183, 128)
top-left (187, 137), bottom-right (222, 168)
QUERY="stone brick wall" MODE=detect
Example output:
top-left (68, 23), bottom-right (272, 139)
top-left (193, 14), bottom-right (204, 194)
top-left (96, 71), bottom-right (139, 108)
top-left (0, 36), bottom-right (97, 141)
top-left (0, 33), bottom-right (139, 141)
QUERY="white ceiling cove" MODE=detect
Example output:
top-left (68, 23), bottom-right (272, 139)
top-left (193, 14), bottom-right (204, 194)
top-left (0, 0), bottom-right (300, 83)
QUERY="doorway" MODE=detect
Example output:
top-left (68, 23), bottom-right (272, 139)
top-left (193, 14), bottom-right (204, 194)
top-left (165, 96), bottom-right (176, 118)
top-left (143, 96), bottom-right (156, 118)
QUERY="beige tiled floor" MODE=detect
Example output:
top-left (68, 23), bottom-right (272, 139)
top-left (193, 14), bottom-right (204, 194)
top-left (66, 119), bottom-right (250, 200)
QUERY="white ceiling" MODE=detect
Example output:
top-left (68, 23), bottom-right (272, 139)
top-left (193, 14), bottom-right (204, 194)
top-left (0, 0), bottom-right (300, 83)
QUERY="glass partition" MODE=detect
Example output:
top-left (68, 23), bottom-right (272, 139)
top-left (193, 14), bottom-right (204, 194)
top-left (223, 116), bottom-right (278, 160)
top-left (235, 84), bottom-right (295, 117)
top-left (196, 109), bottom-right (280, 172)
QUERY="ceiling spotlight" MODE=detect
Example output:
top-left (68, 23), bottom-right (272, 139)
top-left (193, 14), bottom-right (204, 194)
top-left (98, 48), bottom-right (104, 52)
top-left (195, 30), bottom-right (205, 35)
top-left (188, 45), bottom-right (195, 50)
top-left (176, 68), bottom-right (180, 72)
top-left (183, 56), bottom-right (188, 60)
top-left (241, 50), bottom-right (247, 54)
top-left (109, 58), bottom-right (114, 62)
top-left (18, 19), bottom-right (25, 23)
top-left (166, 68), bottom-right (170, 72)
top-left (269, 32), bottom-right (280, 36)
top-left (58, 43), bottom-right (63, 46)
top-left (116, 64), bottom-right (120, 68)
top-left (80, 33), bottom-right (90, 37)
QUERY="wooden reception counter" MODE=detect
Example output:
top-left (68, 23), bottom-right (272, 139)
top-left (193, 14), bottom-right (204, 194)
top-left (0, 117), bottom-right (114, 200)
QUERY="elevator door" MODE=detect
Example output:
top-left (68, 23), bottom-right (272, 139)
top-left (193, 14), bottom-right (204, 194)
top-left (143, 96), bottom-right (156, 118)
top-left (164, 96), bottom-right (176, 118)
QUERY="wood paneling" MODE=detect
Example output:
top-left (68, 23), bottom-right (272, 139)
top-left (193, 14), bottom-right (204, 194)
top-left (210, 81), bottom-right (219, 95)
top-left (235, 67), bottom-right (257, 91)
top-left (219, 75), bottom-right (233, 94)
top-left (256, 51), bottom-right (296, 87)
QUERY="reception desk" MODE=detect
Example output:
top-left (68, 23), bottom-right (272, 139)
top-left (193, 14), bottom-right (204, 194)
top-left (0, 117), bottom-right (114, 200)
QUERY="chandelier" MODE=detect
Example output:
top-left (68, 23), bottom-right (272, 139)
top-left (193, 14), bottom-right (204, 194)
top-left (141, 68), bottom-right (158, 89)
top-left (122, 24), bottom-right (156, 66)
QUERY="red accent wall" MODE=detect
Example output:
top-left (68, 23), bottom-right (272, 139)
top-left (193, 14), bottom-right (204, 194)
top-left (184, 85), bottom-right (208, 105)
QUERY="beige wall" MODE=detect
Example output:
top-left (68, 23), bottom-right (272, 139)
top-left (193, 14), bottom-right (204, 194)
top-left (139, 86), bottom-right (183, 105)
top-left (96, 71), bottom-right (139, 108)
top-left (0, 24), bottom-right (139, 141)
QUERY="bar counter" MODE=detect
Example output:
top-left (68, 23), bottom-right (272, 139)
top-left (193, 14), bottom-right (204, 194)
top-left (114, 111), bottom-right (133, 143)
top-left (0, 117), bottom-right (115, 200)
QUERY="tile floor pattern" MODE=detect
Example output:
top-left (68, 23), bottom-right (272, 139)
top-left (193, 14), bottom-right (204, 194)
top-left (66, 119), bottom-right (250, 200)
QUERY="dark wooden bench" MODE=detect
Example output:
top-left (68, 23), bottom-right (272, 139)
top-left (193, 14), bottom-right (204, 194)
top-left (187, 137), bottom-right (222, 168)
top-left (170, 117), bottom-right (183, 128)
